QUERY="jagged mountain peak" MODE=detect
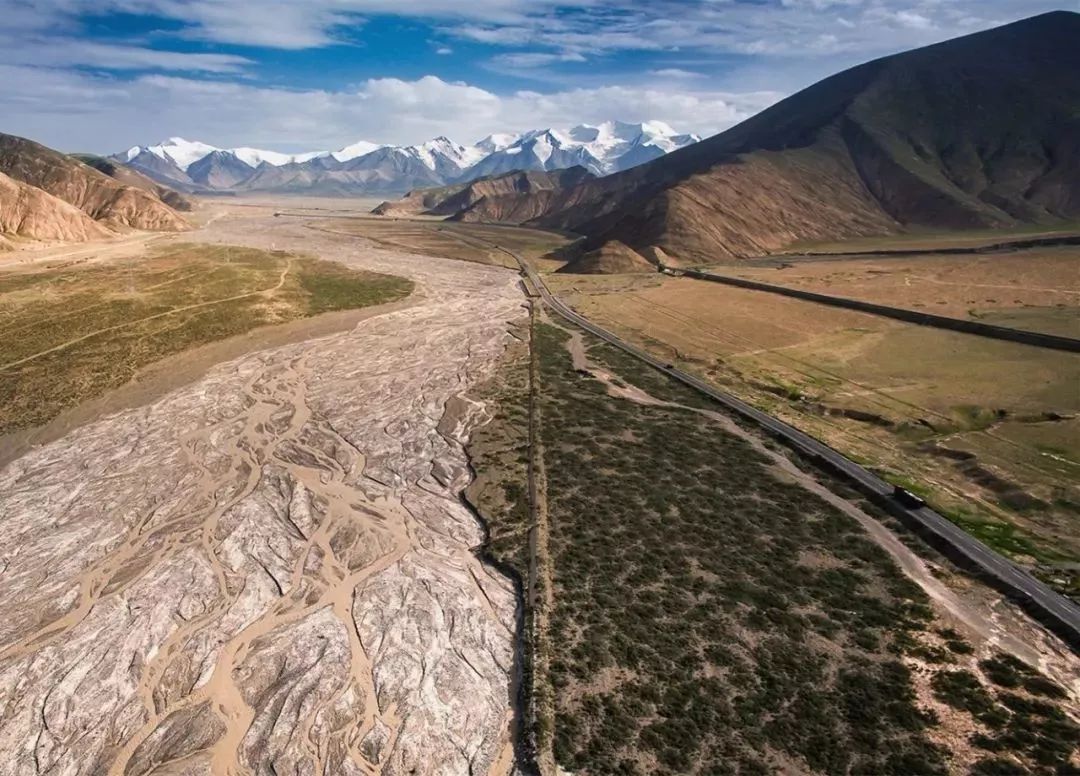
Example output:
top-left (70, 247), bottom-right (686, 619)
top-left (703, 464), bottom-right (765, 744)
top-left (113, 119), bottom-right (700, 194)
top-left (332, 140), bottom-right (384, 162)
top-left (475, 133), bottom-right (520, 153)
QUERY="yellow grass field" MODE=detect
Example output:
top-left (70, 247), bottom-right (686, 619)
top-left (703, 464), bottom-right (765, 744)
top-left (716, 247), bottom-right (1080, 337)
top-left (786, 223), bottom-right (1080, 253)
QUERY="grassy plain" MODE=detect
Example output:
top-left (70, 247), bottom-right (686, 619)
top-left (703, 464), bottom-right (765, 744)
top-left (786, 223), bottom-right (1080, 253)
top-left (545, 272), bottom-right (1080, 597)
top-left (717, 247), bottom-right (1080, 337)
top-left (469, 320), bottom-right (1079, 775)
top-left (310, 216), bottom-right (570, 269)
top-left (0, 242), bottom-right (413, 433)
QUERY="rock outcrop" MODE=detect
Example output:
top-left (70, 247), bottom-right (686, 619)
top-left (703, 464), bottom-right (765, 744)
top-left (556, 239), bottom-right (656, 274)
top-left (73, 154), bottom-right (195, 212)
top-left (374, 166), bottom-right (595, 223)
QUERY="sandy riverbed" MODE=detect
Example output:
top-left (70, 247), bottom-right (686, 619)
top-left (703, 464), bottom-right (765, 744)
top-left (0, 208), bottom-right (525, 775)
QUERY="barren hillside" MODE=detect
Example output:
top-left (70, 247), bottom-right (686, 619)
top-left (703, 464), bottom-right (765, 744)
top-left (374, 166), bottom-right (595, 222)
top-left (0, 133), bottom-right (189, 234)
top-left (518, 11), bottom-right (1080, 267)
top-left (556, 239), bottom-right (656, 274)
top-left (73, 154), bottom-right (195, 212)
top-left (0, 170), bottom-right (112, 244)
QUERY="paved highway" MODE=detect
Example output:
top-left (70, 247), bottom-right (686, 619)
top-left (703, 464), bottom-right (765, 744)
top-left (500, 245), bottom-right (1080, 652)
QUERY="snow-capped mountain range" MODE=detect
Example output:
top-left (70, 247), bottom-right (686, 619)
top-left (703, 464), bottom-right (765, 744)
top-left (114, 121), bottom-right (700, 195)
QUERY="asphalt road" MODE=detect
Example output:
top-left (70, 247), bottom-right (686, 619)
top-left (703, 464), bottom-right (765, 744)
top-left (501, 245), bottom-right (1080, 652)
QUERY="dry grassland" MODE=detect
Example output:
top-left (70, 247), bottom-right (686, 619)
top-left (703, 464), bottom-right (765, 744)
top-left (787, 224), bottom-right (1080, 253)
top-left (718, 247), bottom-right (1080, 337)
top-left (0, 242), bottom-right (412, 433)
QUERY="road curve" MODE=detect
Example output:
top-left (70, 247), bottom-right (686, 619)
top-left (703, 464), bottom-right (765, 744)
top-left (503, 246), bottom-right (1080, 653)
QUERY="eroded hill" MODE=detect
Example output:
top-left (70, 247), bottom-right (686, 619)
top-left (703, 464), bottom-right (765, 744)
top-left (0, 170), bottom-right (112, 245)
top-left (373, 166), bottom-right (595, 222)
top-left (0, 133), bottom-right (189, 242)
top-left (73, 154), bottom-right (195, 212)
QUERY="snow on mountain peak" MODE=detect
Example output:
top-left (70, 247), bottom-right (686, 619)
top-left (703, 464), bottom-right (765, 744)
top-left (230, 147), bottom-right (323, 168)
top-left (143, 138), bottom-right (221, 171)
top-left (406, 136), bottom-right (486, 169)
top-left (116, 119), bottom-right (699, 190)
top-left (332, 140), bottom-right (384, 163)
top-left (530, 132), bottom-right (555, 164)
top-left (639, 119), bottom-right (677, 136)
top-left (475, 133), bottom-right (520, 153)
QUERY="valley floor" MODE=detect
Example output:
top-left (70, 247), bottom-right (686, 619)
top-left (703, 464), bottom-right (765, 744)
top-left (2, 206), bottom-right (1078, 776)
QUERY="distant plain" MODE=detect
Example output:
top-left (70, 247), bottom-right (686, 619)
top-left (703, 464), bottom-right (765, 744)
top-left (309, 215), bottom-right (570, 269)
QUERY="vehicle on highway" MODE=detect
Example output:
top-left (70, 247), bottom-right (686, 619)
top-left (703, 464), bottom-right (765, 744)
top-left (893, 485), bottom-right (927, 509)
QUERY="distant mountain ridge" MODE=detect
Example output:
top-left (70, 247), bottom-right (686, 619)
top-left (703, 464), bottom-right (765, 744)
top-left (502, 11), bottom-right (1080, 270)
top-left (113, 121), bottom-right (699, 195)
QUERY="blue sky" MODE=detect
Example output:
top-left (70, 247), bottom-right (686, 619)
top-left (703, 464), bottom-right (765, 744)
top-left (0, 0), bottom-right (1071, 153)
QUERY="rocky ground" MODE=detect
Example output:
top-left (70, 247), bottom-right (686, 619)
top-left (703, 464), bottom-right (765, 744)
top-left (0, 210), bottom-right (524, 775)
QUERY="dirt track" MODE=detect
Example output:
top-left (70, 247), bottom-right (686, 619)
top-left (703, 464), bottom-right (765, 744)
top-left (0, 209), bottom-right (525, 775)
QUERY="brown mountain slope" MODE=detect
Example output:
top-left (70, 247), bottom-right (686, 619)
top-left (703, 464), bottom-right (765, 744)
top-left (0, 171), bottom-right (112, 244)
top-left (372, 181), bottom-right (473, 217)
top-left (373, 167), bottom-right (595, 222)
top-left (72, 154), bottom-right (195, 212)
top-left (0, 133), bottom-right (189, 233)
top-left (521, 11), bottom-right (1080, 267)
top-left (557, 240), bottom-right (656, 274)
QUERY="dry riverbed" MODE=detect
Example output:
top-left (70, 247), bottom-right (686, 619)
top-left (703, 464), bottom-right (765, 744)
top-left (0, 211), bottom-right (525, 774)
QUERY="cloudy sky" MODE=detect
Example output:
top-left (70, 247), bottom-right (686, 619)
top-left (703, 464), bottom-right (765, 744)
top-left (1, 0), bottom-right (1070, 153)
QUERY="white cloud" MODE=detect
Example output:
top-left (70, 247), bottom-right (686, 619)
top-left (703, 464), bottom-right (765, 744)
top-left (449, 0), bottom-right (1064, 65)
top-left (780, 0), bottom-right (864, 9)
top-left (436, 46), bottom-right (453, 54)
top-left (3, 0), bottom-right (566, 49)
top-left (649, 68), bottom-right (705, 79)
top-left (0, 37), bottom-right (252, 73)
top-left (893, 10), bottom-right (934, 29)
top-left (2, 0), bottom-right (1065, 57)
top-left (0, 69), bottom-right (780, 153)
top-left (489, 51), bottom-right (588, 69)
